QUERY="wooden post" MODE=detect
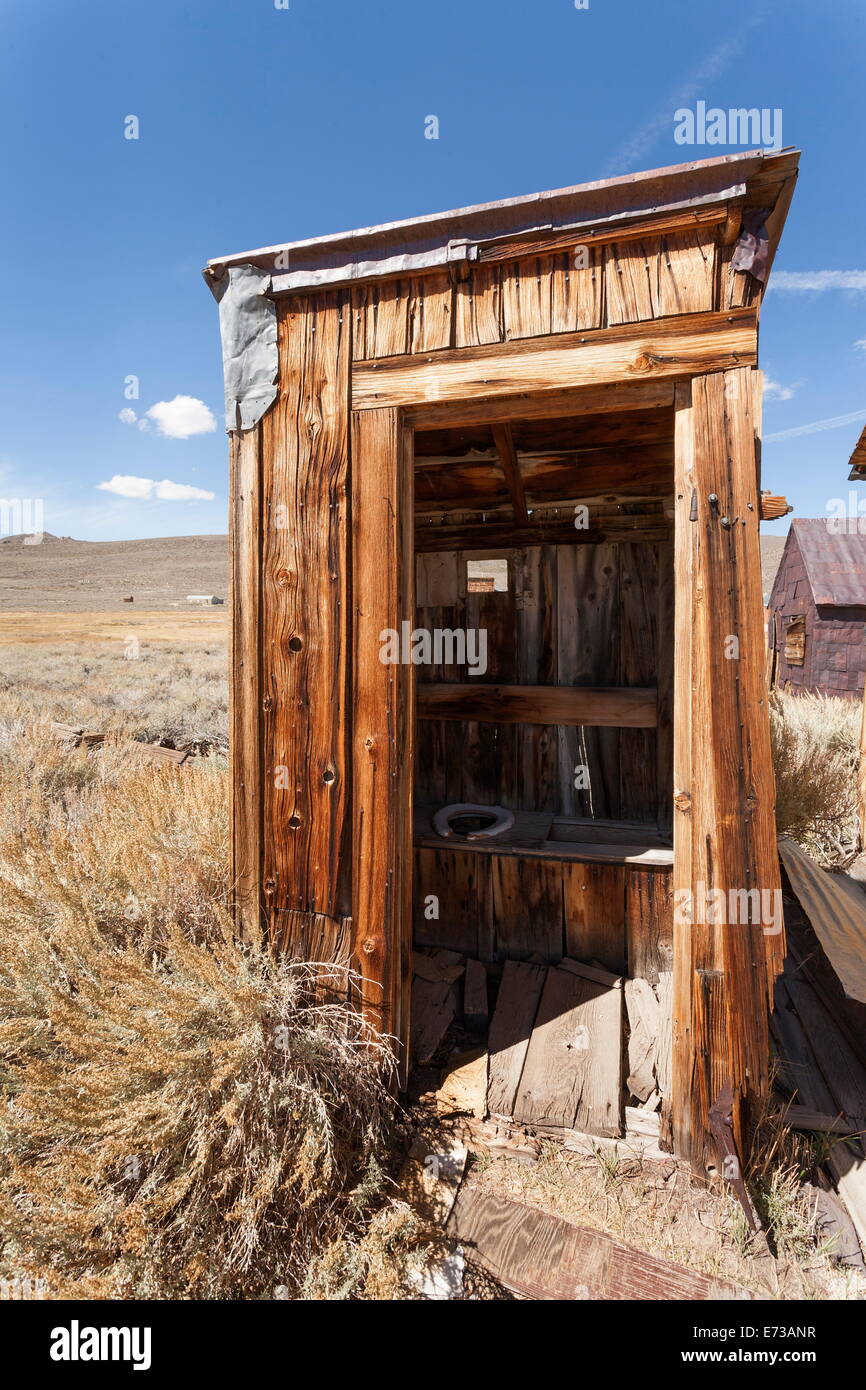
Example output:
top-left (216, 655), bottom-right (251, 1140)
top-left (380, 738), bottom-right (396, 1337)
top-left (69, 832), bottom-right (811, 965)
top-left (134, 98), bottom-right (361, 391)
top-left (859, 681), bottom-right (866, 849)
top-left (351, 409), bottom-right (415, 1075)
top-left (672, 368), bottom-right (783, 1167)
top-left (229, 425), bottom-right (263, 939)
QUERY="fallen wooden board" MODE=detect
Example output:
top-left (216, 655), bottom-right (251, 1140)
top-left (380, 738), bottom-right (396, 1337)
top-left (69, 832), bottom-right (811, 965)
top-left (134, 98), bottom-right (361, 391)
top-left (780, 837), bottom-right (866, 1003)
top-left (514, 966), bottom-right (622, 1135)
top-left (487, 960), bottom-right (546, 1118)
top-left (448, 1188), bottom-right (752, 1300)
top-left (783, 1104), bottom-right (859, 1136)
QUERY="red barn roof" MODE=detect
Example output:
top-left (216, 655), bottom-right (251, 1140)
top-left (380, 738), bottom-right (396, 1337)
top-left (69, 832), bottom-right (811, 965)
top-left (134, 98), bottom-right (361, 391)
top-left (791, 518), bottom-right (866, 608)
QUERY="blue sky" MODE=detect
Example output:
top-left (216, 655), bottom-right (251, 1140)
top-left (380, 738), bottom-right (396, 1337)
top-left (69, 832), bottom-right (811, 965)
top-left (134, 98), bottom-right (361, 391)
top-left (0, 0), bottom-right (864, 541)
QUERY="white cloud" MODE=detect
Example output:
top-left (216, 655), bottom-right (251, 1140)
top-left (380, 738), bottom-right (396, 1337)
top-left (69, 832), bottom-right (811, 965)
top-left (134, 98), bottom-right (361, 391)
top-left (764, 409), bottom-right (866, 443)
top-left (145, 395), bottom-right (216, 439)
top-left (763, 376), bottom-right (799, 403)
top-left (98, 474), bottom-right (155, 498)
top-left (97, 474), bottom-right (215, 501)
top-left (855, 338), bottom-right (866, 353)
top-left (118, 407), bottom-right (137, 425)
top-left (137, 418), bottom-right (151, 432)
top-left (153, 479), bottom-right (215, 501)
top-left (771, 271), bottom-right (866, 292)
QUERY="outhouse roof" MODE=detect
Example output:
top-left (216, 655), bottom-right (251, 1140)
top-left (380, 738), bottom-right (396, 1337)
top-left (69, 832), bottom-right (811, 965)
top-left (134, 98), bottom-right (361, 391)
top-left (205, 147), bottom-right (799, 295)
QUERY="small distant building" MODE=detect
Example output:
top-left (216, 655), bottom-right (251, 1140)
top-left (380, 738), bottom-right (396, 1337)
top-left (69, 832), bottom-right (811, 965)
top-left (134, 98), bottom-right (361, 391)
top-left (767, 518), bottom-right (866, 698)
top-left (186, 594), bottom-right (224, 606)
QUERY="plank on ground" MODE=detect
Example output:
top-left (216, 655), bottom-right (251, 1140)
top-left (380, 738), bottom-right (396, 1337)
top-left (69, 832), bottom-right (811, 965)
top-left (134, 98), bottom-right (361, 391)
top-left (448, 1188), bottom-right (752, 1300)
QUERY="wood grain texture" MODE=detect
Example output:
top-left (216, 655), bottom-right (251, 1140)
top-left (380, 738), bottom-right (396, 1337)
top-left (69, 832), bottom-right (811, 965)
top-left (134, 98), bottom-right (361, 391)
top-left (487, 959), bottom-right (547, 1116)
top-left (672, 368), bottom-right (782, 1166)
top-left (353, 309), bottom-right (758, 411)
top-left (229, 425), bottom-right (263, 939)
top-left (561, 860), bottom-right (626, 973)
top-left (351, 407), bottom-right (414, 1061)
top-left (261, 293), bottom-right (350, 937)
top-left (448, 1188), bottom-right (752, 1300)
top-left (514, 966), bottom-right (622, 1134)
top-left (417, 682), bottom-right (657, 728)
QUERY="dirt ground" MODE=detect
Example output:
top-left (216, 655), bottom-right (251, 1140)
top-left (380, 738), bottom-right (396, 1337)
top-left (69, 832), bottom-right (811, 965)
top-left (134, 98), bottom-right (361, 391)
top-left (0, 611), bottom-right (228, 646)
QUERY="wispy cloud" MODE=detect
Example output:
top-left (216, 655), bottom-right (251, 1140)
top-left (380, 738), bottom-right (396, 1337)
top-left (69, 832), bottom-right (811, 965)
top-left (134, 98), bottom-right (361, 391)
top-left (764, 409), bottom-right (866, 443)
top-left (601, 7), bottom-right (769, 177)
top-left (771, 271), bottom-right (866, 292)
top-left (118, 395), bottom-right (216, 438)
top-left (97, 474), bottom-right (215, 501)
top-left (763, 376), bottom-right (800, 403)
top-left (855, 338), bottom-right (866, 352)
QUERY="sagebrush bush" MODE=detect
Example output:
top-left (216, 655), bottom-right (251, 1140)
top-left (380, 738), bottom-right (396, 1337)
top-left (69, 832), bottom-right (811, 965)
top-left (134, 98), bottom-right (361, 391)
top-left (770, 690), bottom-right (861, 868)
top-left (0, 723), bottom-right (397, 1299)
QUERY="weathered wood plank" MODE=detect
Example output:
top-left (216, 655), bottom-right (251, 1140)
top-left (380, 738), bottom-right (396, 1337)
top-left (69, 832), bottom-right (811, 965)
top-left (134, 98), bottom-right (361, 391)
top-left (417, 682), bottom-right (657, 727)
top-left (261, 293), bottom-right (350, 935)
top-left (351, 407), bottom-right (414, 1060)
top-left (561, 860), bottom-right (627, 973)
top-left (448, 1188), bottom-right (752, 1300)
top-left (490, 856), bottom-right (563, 962)
top-left (406, 379), bottom-right (674, 431)
top-left (514, 965), bottom-right (622, 1134)
top-left (229, 426), bottom-right (263, 939)
top-left (487, 959), bottom-right (547, 1116)
top-left (353, 308), bottom-right (758, 411)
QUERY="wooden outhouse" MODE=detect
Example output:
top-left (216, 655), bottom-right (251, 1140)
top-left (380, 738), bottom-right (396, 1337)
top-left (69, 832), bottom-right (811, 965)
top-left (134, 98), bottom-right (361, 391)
top-left (206, 148), bottom-right (799, 1166)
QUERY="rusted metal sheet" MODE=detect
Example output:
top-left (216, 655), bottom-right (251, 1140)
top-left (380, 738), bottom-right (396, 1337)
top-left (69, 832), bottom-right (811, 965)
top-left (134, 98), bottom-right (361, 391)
top-left (793, 518), bottom-right (866, 607)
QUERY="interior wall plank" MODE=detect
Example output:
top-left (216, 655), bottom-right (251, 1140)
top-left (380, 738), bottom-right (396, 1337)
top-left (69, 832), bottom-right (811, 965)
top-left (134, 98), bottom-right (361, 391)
top-left (491, 856), bottom-right (563, 962)
top-left (619, 542), bottom-right (659, 820)
top-left (625, 867), bottom-right (674, 984)
top-left (261, 293), bottom-right (351, 940)
top-left (561, 861), bottom-right (627, 973)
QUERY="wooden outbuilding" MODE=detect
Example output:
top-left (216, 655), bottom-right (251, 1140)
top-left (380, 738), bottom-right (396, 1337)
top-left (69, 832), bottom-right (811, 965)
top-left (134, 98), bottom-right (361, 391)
top-left (768, 518), bottom-right (866, 698)
top-left (206, 147), bottom-right (800, 1167)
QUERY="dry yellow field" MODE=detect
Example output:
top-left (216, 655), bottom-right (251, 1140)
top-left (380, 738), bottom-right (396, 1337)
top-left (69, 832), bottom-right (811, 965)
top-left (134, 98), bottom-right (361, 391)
top-left (0, 610), bottom-right (229, 645)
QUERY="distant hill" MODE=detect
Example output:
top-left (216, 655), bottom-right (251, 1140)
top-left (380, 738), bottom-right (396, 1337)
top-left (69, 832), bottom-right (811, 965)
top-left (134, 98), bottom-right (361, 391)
top-left (760, 533), bottom-right (788, 599)
top-left (0, 534), bottom-right (228, 612)
top-left (0, 530), bottom-right (791, 613)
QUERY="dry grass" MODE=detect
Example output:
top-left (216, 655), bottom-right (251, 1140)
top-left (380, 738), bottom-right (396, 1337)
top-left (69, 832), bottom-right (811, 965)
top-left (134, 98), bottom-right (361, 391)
top-left (0, 715), bottom-right (412, 1299)
top-left (770, 689), bottom-right (861, 867)
top-left (0, 641), bottom-right (228, 753)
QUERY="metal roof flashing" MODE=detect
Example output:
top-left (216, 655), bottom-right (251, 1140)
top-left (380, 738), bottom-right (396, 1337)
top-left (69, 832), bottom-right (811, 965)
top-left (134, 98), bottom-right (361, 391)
top-left (203, 148), bottom-right (799, 296)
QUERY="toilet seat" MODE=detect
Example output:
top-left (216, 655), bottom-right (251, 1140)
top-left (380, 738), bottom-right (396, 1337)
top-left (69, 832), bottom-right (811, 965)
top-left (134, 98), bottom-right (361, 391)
top-left (432, 802), bottom-right (515, 841)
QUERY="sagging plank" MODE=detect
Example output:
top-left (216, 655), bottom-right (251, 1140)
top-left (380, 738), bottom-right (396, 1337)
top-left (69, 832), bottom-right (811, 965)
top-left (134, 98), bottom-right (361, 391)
top-left (447, 1188), bottom-right (752, 1300)
top-left (354, 308), bottom-right (757, 411)
top-left (407, 379), bottom-right (674, 431)
top-left (487, 960), bottom-right (547, 1117)
top-left (417, 682), bottom-right (657, 728)
top-left (514, 966), bottom-right (622, 1134)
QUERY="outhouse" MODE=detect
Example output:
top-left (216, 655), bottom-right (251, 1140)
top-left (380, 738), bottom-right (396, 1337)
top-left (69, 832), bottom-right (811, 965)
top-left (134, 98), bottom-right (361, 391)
top-left (206, 147), bottom-right (800, 1167)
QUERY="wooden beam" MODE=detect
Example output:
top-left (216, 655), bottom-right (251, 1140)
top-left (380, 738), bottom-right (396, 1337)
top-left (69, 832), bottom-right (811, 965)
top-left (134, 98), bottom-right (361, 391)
top-left (354, 308), bottom-right (757, 412)
top-left (671, 367), bottom-right (782, 1169)
top-left (417, 683), bottom-right (657, 728)
top-left (490, 423), bottom-right (529, 524)
top-left (408, 379), bottom-right (674, 431)
top-left (229, 426), bottom-right (263, 939)
top-left (351, 408), bottom-right (415, 1077)
top-left (261, 294), bottom-right (351, 939)
top-left (414, 516), bottom-right (671, 551)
